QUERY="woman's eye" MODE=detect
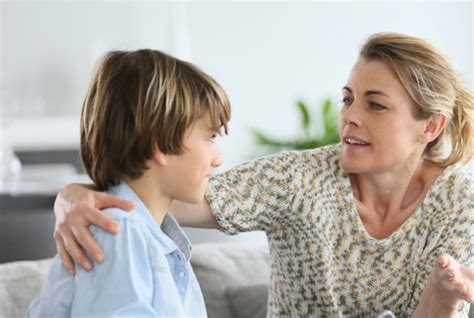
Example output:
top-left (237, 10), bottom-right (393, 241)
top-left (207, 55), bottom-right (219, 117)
top-left (369, 102), bottom-right (386, 111)
top-left (341, 97), bottom-right (352, 106)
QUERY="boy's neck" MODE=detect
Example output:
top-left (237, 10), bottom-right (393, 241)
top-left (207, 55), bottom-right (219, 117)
top-left (123, 175), bottom-right (171, 226)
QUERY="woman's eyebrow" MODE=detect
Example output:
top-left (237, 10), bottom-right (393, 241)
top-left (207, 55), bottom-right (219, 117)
top-left (342, 86), bottom-right (391, 100)
top-left (342, 86), bottom-right (352, 93)
top-left (365, 90), bottom-right (391, 100)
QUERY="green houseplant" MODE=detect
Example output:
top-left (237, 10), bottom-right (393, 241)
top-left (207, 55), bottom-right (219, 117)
top-left (252, 98), bottom-right (340, 152)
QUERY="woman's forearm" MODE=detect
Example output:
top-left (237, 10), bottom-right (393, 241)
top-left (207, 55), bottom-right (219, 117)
top-left (169, 199), bottom-right (218, 228)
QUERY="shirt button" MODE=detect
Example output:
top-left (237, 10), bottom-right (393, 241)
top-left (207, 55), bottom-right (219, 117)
top-left (178, 271), bottom-right (185, 278)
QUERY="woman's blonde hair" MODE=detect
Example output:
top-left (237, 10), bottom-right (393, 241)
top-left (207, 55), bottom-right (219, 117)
top-left (360, 32), bottom-right (473, 167)
top-left (81, 49), bottom-right (231, 190)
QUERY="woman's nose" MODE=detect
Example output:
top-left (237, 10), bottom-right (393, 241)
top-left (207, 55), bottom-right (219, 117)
top-left (341, 102), bottom-right (362, 127)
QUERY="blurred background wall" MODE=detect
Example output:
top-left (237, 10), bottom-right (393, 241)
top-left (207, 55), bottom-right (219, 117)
top-left (0, 1), bottom-right (472, 261)
top-left (2, 1), bottom-right (472, 167)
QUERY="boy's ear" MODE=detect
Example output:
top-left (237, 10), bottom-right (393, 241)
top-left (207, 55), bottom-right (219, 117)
top-left (418, 113), bottom-right (447, 144)
top-left (153, 143), bottom-right (168, 166)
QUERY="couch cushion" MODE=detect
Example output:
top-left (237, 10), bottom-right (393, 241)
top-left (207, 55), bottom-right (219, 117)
top-left (190, 242), bottom-right (270, 318)
top-left (226, 283), bottom-right (268, 318)
top-left (0, 258), bottom-right (53, 317)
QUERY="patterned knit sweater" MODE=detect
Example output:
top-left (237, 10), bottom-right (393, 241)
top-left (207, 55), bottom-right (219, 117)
top-left (205, 144), bottom-right (473, 317)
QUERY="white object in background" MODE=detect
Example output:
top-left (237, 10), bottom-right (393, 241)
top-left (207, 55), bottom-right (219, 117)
top-left (4, 115), bottom-right (80, 151)
top-left (0, 143), bottom-right (22, 187)
top-left (0, 163), bottom-right (90, 195)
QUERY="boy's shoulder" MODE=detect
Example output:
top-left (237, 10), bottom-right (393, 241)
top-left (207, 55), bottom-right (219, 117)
top-left (102, 207), bottom-right (138, 221)
top-left (89, 207), bottom-right (148, 239)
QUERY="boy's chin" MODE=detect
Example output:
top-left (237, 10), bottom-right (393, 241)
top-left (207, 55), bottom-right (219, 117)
top-left (179, 194), bottom-right (205, 205)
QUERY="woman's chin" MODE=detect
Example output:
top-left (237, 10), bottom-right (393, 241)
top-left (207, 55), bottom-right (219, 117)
top-left (341, 160), bottom-right (370, 174)
top-left (341, 158), bottom-right (358, 173)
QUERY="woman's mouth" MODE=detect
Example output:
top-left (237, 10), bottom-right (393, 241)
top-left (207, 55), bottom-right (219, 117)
top-left (343, 137), bottom-right (370, 147)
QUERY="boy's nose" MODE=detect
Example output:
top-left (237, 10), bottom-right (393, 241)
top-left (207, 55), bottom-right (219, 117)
top-left (211, 148), bottom-right (223, 168)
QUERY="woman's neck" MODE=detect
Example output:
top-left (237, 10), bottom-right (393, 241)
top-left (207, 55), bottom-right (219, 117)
top-left (349, 157), bottom-right (442, 220)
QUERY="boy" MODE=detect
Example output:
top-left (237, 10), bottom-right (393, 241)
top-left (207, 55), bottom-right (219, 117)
top-left (27, 49), bottom-right (230, 316)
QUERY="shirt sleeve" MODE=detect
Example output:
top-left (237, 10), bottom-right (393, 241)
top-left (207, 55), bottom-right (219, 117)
top-left (70, 210), bottom-right (157, 317)
top-left (408, 173), bottom-right (474, 316)
top-left (205, 150), bottom-right (303, 235)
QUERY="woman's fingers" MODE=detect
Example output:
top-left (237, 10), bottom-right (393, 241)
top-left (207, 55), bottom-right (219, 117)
top-left (436, 253), bottom-right (451, 269)
top-left (96, 192), bottom-right (135, 212)
top-left (463, 282), bottom-right (474, 303)
top-left (71, 210), bottom-right (110, 262)
top-left (435, 254), bottom-right (474, 304)
top-left (53, 184), bottom-right (134, 270)
top-left (53, 206), bottom-right (118, 268)
top-left (55, 231), bottom-right (75, 276)
top-left (86, 204), bottom-right (122, 235)
top-left (59, 224), bottom-right (93, 271)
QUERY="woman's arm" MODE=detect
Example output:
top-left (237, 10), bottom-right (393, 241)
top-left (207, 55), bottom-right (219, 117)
top-left (169, 199), bottom-right (217, 228)
top-left (53, 183), bottom-right (217, 274)
top-left (413, 254), bottom-right (474, 318)
top-left (53, 183), bottom-right (135, 273)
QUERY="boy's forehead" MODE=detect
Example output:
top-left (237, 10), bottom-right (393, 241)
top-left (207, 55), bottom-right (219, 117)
top-left (186, 114), bottom-right (213, 136)
top-left (197, 111), bottom-right (220, 130)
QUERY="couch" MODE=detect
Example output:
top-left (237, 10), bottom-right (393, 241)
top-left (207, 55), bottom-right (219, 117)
top-left (0, 242), bottom-right (270, 318)
top-left (1, 242), bottom-right (472, 318)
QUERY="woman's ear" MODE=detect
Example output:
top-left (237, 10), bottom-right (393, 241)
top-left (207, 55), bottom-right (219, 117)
top-left (418, 113), bottom-right (447, 144)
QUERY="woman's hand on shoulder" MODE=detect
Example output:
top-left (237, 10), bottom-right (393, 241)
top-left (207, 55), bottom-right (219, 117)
top-left (53, 183), bottom-right (135, 275)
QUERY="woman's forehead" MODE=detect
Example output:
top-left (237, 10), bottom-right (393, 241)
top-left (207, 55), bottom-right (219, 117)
top-left (344, 58), bottom-right (406, 96)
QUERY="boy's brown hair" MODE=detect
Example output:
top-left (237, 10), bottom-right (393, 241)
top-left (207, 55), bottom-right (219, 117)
top-left (80, 49), bottom-right (231, 190)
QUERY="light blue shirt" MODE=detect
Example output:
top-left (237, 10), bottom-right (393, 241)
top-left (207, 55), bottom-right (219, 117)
top-left (26, 181), bottom-right (207, 317)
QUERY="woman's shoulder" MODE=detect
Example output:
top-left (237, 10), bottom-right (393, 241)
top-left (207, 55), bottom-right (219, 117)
top-left (278, 143), bottom-right (342, 167)
top-left (427, 166), bottom-right (473, 220)
top-left (286, 143), bottom-right (343, 178)
top-left (440, 166), bottom-right (473, 198)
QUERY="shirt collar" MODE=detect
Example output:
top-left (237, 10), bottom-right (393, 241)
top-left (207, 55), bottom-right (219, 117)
top-left (107, 181), bottom-right (193, 261)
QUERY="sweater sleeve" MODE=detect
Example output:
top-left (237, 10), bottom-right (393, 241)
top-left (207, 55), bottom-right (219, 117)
top-left (205, 150), bottom-right (304, 235)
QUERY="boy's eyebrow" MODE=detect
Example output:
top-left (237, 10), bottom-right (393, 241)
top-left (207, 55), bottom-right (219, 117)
top-left (209, 126), bottom-right (225, 135)
top-left (342, 86), bottom-right (391, 100)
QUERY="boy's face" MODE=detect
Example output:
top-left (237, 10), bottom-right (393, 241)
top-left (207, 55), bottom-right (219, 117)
top-left (163, 113), bottom-right (223, 204)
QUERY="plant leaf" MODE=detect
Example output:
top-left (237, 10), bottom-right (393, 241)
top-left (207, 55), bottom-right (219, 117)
top-left (250, 97), bottom-right (340, 154)
top-left (251, 129), bottom-right (290, 149)
top-left (322, 99), bottom-right (338, 137)
top-left (297, 100), bottom-right (311, 131)
top-left (322, 98), bottom-right (332, 117)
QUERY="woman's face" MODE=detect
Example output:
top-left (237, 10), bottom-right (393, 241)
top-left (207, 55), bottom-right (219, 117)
top-left (338, 58), bottom-right (428, 174)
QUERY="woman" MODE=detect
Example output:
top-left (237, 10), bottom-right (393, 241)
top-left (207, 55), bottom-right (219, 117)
top-left (53, 33), bottom-right (473, 317)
